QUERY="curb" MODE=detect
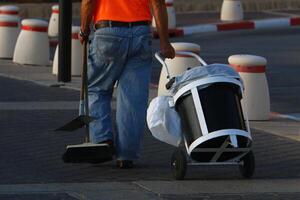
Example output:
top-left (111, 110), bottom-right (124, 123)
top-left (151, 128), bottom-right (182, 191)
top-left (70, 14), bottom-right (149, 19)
top-left (153, 17), bottom-right (300, 38)
top-left (48, 17), bottom-right (300, 42)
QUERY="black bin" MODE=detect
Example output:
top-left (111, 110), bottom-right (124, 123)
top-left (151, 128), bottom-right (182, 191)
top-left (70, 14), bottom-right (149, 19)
top-left (176, 82), bottom-right (251, 162)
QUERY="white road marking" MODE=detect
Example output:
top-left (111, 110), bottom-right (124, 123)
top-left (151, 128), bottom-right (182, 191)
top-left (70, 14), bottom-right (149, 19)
top-left (272, 112), bottom-right (300, 121)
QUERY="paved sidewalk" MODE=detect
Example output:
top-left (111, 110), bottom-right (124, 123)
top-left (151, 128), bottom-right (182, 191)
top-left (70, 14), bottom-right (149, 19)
top-left (0, 180), bottom-right (300, 200)
top-left (0, 58), bottom-right (299, 199)
top-left (0, 75), bottom-right (299, 200)
top-left (1, 58), bottom-right (300, 142)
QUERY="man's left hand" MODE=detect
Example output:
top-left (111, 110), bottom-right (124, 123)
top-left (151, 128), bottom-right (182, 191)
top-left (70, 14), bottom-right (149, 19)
top-left (79, 29), bottom-right (90, 44)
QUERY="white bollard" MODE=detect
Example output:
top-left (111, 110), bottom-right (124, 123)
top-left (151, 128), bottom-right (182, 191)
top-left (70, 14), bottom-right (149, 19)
top-left (53, 26), bottom-right (83, 76)
top-left (71, 26), bottom-right (83, 76)
top-left (221, 0), bottom-right (244, 21)
top-left (0, 5), bottom-right (20, 19)
top-left (48, 5), bottom-right (59, 37)
top-left (0, 16), bottom-right (20, 58)
top-left (52, 45), bottom-right (59, 75)
top-left (229, 54), bottom-right (270, 120)
top-left (152, 0), bottom-right (176, 29)
top-left (158, 42), bottom-right (201, 96)
top-left (166, 0), bottom-right (176, 29)
top-left (13, 19), bottom-right (50, 66)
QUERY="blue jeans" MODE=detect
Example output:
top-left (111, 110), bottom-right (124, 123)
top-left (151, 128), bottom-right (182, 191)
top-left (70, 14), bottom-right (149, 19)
top-left (87, 25), bottom-right (152, 160)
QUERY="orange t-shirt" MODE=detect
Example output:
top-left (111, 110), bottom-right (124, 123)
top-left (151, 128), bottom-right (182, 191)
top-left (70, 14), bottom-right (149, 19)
top-left (93, 0), bottom-right (152, 23)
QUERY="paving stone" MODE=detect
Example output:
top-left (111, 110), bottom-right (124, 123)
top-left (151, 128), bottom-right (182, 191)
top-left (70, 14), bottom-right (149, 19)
top-left (277, 193), bottom-right (300, 200)
top-left (0, 106), bottom-right (299, 184)
top-left (242, 193), bottom-right (279, 200)
top-left (0, 193), bottom-right (77, 200)
top-left (0, 76), bottom-right (78, 102)
top-left (0, 28), bottom-right (300, 187)
top-left (161, 193), bottom-right (300, 200)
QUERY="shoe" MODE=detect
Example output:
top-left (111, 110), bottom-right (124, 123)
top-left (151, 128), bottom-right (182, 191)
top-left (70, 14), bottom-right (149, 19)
top-left (116, 160), bottom-right (134, 169)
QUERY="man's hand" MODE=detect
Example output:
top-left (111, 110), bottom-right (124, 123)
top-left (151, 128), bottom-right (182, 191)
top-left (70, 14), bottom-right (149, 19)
top-left (160, 41), bottom-right (175, 59)
top-left (79, 29), bottom-right (90, 44)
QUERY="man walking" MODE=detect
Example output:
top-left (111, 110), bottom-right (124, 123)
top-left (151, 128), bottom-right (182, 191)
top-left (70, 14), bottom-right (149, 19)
top-left (79, 0), bottom-right (175, 168)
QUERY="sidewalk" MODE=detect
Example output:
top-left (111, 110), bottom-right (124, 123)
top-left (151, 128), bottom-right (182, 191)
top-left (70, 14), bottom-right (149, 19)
top-left (0, 62), bottom-right (300, 200)
top-left (0, 180), bottom-right (300, 199)
top-left (0, 57), bottom-right (300, 200)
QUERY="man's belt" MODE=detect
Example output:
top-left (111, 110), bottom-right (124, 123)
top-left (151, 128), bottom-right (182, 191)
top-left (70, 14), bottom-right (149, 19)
top-left (94, 20), bottom-right (150, 29)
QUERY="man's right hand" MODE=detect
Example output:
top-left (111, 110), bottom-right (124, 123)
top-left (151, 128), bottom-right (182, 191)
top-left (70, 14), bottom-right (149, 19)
top-left (160, 42), bottom-right (175, 59)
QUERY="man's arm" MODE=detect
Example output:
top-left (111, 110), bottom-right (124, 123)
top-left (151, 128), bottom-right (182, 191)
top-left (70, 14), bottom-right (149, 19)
top-left (80, 0), bottom-right (96, 43)
top-left (150, 0), bottom-right (175, 59)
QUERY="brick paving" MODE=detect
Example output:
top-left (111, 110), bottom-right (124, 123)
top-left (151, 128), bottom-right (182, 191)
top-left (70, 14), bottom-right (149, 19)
top-left (0, 75), bottom-right (78, 102)
top-left (0, 194), bottom-right (77, 200)
top-left (0, 76), bottom-right (299, 184)
top-left (1, 110), bottom-right (299, 184)
top-left (0, 25), bottom-right (300, 199)
top-left (162, 193), bottom-right (300, 200)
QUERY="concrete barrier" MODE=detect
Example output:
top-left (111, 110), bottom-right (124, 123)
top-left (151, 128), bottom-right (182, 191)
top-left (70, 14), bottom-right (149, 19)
top-left (71, 26), bottom-right (83, 76)
top-left (229, 54), bottom-right (270, 120)
top-left (221, 0), bottom-right (244, 21)
top-left (53, 26), bottom-right (83, 76)
top-left (0, 5), bottom-right (20, 19)
top-left (13, 19), bottom-right (50, 66)
top-left (52, 44), bottom-right (58, 75)
top-left (158, 42), bottom-right (201, 96)
top-left (48, 5), bottom-right (59, 37)
top-left (0, 16), bottom-right (20, 59)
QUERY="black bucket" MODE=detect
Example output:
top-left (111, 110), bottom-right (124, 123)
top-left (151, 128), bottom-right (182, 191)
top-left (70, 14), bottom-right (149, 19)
top-left (176, 82), bottom-right (251, 162)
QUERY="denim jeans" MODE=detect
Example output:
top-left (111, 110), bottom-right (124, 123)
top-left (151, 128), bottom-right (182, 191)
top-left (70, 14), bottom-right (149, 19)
top-left (87, 25), bottom-right (152, 160)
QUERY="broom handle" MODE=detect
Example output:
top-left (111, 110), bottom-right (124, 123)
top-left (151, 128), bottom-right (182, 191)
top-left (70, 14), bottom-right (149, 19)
top-left (80, 44), bottom-right (86, 102)
top-left (82, 41), bottom-right (90, 143)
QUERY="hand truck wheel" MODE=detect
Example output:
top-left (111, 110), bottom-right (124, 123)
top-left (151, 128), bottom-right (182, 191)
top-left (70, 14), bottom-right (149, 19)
top-left (239, 150), bottom-right (255, 178)
top-left (171, 149), bottom-right (187, 180)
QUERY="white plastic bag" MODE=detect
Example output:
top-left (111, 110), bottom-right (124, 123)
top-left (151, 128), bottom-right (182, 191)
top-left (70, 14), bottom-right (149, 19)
top-left (147, 96), bottom-right (182, 147)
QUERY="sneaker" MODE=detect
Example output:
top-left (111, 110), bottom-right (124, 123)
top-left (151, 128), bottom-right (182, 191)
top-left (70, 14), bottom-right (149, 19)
top-left (116, 160), bottom-right (134, 169)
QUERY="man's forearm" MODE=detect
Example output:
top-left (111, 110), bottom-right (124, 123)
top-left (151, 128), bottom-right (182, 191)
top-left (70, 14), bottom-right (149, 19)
top-left (150, 0), bottom-right (170, 44)
top-left (81, 0), bottom-right (96, 34)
